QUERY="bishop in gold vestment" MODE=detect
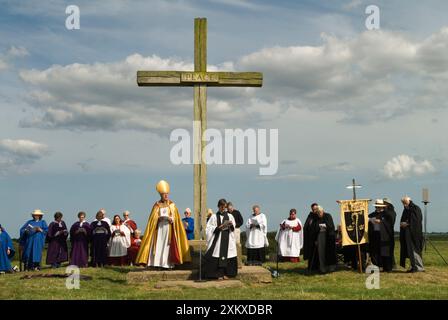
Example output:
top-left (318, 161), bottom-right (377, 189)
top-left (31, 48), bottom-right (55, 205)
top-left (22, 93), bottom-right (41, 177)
top-left (136, 180), bottom-right (191, 269)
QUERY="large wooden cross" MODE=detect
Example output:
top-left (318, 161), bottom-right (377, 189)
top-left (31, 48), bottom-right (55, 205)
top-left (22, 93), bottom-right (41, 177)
top-left (137, 18), bottom-right (263, 239)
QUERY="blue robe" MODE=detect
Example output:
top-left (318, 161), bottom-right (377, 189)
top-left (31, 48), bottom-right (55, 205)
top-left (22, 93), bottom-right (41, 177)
top-left (20, 219), bottom-right (48, 268)
top-left (0, 227), bottom-right (15, 272)
top-left (182, 217), bottom-right (195, 240)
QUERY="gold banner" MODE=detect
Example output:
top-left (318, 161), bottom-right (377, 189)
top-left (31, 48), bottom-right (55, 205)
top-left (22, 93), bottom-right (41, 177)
top-left (338, 199), bottom-right (370, 246)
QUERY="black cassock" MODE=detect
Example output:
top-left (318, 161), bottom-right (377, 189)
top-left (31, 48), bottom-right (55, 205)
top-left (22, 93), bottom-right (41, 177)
top-left (368, 208), bottom-right (395, 271)
top-left (385, 203), bottom-right (397, 267)
top-left (230, 210), bottom-right (244, 228)
top-left (303, 212), bottom-right (315, 262)
top-left (400, 201), bottom-right (424, 268)
top-left (90, 221), bottom-right (111, 267)
top-left (203, 212), bottom-right (238, 279)
top-left (303, 212), bottom-right (336, 271)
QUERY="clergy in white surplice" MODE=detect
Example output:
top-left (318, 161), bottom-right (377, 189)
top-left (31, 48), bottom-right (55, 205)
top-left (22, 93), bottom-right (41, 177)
top-left (203, 199), bottom-right (238, 279)
top-left (108, 214), bottom-right (131, 266)
top-left (275, 209), bottom-right (303, 263)
top-left (135, 180), bottom-right (191, 269)
top-left (245, 205), bottom-right (268, 266)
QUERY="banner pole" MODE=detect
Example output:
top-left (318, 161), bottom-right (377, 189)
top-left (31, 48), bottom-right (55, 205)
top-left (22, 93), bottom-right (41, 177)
top-left (357, 244), bottom-right (362, 273)
top-left (355, 214), bottom-right (362, 273)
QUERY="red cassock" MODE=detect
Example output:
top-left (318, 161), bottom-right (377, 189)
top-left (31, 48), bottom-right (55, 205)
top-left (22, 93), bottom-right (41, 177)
top-left (127, 237), bottom-right (141, 264)
top-left (124, 219), bottom-right (137, 237)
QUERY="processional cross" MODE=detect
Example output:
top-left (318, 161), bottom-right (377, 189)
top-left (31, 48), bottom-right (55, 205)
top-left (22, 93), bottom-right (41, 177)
top-left (346, 178), bottom-right (362, 201)
top-left (137, 18), bottom-right (263, 239)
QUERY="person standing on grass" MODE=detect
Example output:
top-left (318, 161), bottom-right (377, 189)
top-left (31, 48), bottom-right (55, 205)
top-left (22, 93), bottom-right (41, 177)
top-left (245, 205), bottom-right (268, 266)
top-left (20, 209), bottom-right (48, 271)
top-left (91, 210), bottom-right (111, 267)
top-left (109, 215), bottom-right (131, 266)
top-left (0, 224), bottom-right (15, 273)
top-left (368, 199), bottom-right (395, 272)
top-left (276, 209), bottom-right (303, 263)
top-left (46, 212), bottom-right (69, 268)
top-left (400, 196), bottom-right (425, 273)
top-left (203, 198), bottom-right (238, 280)
top-left (136, 180), bottom-right (191, 269)
top-left (70, 212), bottom-right (91, 268)
top-left (303, 203), bottom-right (319, 268)
top-left (303, 206), bottom-right (336, 274)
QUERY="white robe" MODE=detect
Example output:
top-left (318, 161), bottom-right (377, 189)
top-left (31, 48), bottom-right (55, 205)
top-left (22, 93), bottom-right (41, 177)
top-left (275, 218), bottom-right (303, 257)
top-left (148, 216), bottom-right (173, 268)
top-left (206, 213), bottom-right (237, 259)
top-left (109, 224), bottom-right (131, 257)
top-left (245, 213), bottom-right (268, 249)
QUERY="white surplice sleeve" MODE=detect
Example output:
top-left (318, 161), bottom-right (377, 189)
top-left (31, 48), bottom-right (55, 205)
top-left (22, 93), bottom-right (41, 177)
top-left (206, 213), bottom-right (218, 244)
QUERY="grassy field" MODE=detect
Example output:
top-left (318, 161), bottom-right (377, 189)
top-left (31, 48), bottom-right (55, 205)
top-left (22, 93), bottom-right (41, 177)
top-left (1, 236), bottom-right (448, 300)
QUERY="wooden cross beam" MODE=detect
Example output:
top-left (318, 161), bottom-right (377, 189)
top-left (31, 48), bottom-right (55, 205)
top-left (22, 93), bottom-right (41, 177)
top-left (137, 18), bottom-right (263, 240)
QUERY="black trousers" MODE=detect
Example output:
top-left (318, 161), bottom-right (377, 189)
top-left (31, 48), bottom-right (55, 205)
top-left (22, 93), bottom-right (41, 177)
top-left (247, 247), bottom-right (266, 264)
top-left (203, 257), bottom-right (238, 279)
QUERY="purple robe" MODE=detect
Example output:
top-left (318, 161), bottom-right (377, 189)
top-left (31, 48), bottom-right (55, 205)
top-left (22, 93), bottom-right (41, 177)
top-left (70, 221), bottom-right (91, 268)
top-left (46, 221), bottom-right (69, 265)
top-left (90, 220), bottom-right (111, 267)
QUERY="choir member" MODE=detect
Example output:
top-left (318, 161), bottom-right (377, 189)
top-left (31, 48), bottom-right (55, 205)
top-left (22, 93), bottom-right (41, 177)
top-left (400, 196), bottom-right (425, 272)
top-left (70, 212), bottom-right (91, 268)
top-left (136, 180), bottom-right (191, 269)
top-left (109, 215), bottom-right (131, 266)
top-left (368, 199), bottom-right (395, 272)
top-left (245, 205), bottom-right (268, 266)
top-left (227, 202), bottom-right (244, 244)
top-left (204, 199), bottom-right (238, 280)
top-left (302, 206), bottom-right (336, 274)
top-left (46, 212), bottom-right (68, 268)
top-left (127, 229), bottom-right (142, 265)
top-left (19, 209), bottom-right (48, 271)
top-left (182, 208), bottom-right (195, 240)
top-left (275, 209), bottom-right (303, 262)
top-left (91, 210), bottom-right (111, 267)
top-left (0, 224), bottom-right (15, 273)
top-left (123, 211), bottom-right (137, 239)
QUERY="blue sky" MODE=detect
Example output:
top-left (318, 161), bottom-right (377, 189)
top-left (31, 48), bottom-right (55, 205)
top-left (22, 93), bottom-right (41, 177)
top-left (0, 0), bottom-right (447, 236)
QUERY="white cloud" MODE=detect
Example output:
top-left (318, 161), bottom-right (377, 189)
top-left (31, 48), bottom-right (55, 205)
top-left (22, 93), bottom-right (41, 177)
top-left (18, 53), bottom-right (267, 133)
top-left (7, 46), bottom-right (29, 58)
top-left (343, 0), bottom-right (363, 10)
top-left (16, 28), bottom-right (448, 134)
top-left (0, 139), bottom-right (50, 174)
top-left (0, 139), bottom-right (49, 158)
top-left (239, 28), bottom-right (448, 122)
top-left (383, 155), bottom-right (435, 180)
top-left (0, 46), bottom-right (29, 72)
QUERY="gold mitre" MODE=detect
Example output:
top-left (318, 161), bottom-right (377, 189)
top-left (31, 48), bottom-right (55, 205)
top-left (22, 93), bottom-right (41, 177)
top-left (156, 180), bottom-right (170, 194)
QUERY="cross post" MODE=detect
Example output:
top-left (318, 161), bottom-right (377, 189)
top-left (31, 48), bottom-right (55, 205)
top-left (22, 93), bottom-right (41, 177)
top-left (137, 18), bottom-right (263, 239)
